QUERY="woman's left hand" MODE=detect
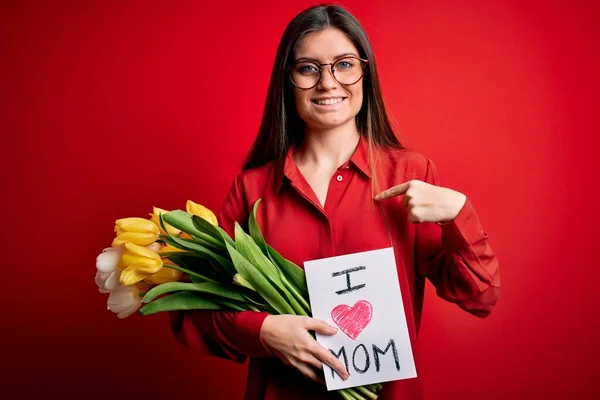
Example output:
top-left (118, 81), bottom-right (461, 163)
top-left (374, 180), bottom-right (467, 223)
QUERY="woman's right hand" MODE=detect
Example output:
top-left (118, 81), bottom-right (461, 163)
top-left (260, 315), bottom-right (350, 383)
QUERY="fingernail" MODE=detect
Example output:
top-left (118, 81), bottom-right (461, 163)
top-left (329, 325), bottom-right (338, 333)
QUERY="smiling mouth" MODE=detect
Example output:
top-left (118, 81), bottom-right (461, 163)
top-left (311, 97), bottom-right (346, 105)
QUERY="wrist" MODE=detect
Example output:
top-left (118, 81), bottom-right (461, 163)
top-left (439, 191), bottom-right (467, 223)
top-left (259, 315), bottom-right (276, 357)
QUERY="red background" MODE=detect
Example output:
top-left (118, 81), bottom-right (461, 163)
top-left (1, 0), bottom-right (598, 398)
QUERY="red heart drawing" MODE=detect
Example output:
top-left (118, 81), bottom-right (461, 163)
top-left (331, 300), bottom-right (373, 340)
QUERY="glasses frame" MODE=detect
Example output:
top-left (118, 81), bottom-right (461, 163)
top-left (289, 56), bottom-right (369, 90)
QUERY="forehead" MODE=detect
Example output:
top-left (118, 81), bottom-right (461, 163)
top-left (294, 28), bottom-right (359, 61)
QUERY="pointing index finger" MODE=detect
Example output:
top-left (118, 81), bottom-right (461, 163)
top-left (374, 182), bottom-right (409, 201)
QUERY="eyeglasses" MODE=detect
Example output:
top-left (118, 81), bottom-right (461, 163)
top-left (289, 56), bottom-right (369, 90)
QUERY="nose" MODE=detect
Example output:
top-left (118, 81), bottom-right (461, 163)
top-left (317, 66), bottom-right (338, 90)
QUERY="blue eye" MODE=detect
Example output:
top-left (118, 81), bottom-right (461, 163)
top-left (336, 60), bottom-right (354, 69)
top-left (296, 64), bottom-right (319, 74)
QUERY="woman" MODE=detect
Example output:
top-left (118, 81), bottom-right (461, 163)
top-left (170, 4), bottom-right (500, 399)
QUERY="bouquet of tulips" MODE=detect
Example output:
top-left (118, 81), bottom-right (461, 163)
top-left (95, 199), bottom-right (381, 400)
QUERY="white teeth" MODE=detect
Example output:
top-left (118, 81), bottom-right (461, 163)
top-left (314, 97), bottom-right (344, 105)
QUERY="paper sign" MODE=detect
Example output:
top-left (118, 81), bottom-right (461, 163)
top-left (304, 247), bottom-right (417, 391)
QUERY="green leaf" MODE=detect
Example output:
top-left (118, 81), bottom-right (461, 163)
top-left (190, 273), bottom-right (206, 283)
top-left (235, 223), bottom-right (307, 315)
top-left (163, 210), bottom-right (222, 250)
top-left (191, 215), bottom-right (234, 249)
top-left (162, 263), bottom-right (218, 283)
top-left (142, 281), bottom-right (247, 303)
top-left (215, 226), bottom-right (236, 247)
top-left (239, 215), bottom-right (309, 314)
top-left (235, 222), bottom-right (282, 285)
top-left (157, 251), bottom-right (199, 260)
top-left (161, 252), bottom-right (229, 284)
top-left (161, 210), bottom-right (204, 237)
top-left (268, 247), bottom-right (308, 297)
top-left (279, 273), bottom-right (311, 315)
top-left (159, 234), bottom-right (214, 251)
top-left (214, 299), bottom-right (247, 311)
top-left (161, 224), bottom-right (236, 277)
top-left (139, 292), bottom-right (222, 316)
top-left (160, 238), bottom-right (211, 263)
top-left (234, 223), bottom-right (284, 288)
top-left (242, 293), bottom-right (277, 314)
top-left (248, 198), bottom-right (308, 297)
top-left (225, 240), bottom-right (294, 315)
top-left (248, 199), bottom-right (267, 252)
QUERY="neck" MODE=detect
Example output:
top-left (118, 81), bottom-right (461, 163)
top-left (294, 120), bottom-right (361, 171)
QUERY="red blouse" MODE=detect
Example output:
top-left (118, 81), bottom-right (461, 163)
top-left (169, 136), bottom-right (501, 399)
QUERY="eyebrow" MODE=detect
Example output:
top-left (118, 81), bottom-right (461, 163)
top-left (294, 52), bottom-right (359, 63)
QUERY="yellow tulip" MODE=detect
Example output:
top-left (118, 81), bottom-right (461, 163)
top-left (112, 217), bottom-right (159, 247)
top-left (144, 267), bottom-right (183, 285)
top-left (149, 207), bottom-right (181, 236)
top-left (186, 200), bottom-right (218, 226)
top-left (119, 242), bottom-right (163, 285)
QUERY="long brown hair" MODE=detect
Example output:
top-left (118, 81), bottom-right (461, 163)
top-left (242, 4), bottom-right (403, 195)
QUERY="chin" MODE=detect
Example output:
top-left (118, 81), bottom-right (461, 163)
top-left (312, 115), bottom-right (353, 129)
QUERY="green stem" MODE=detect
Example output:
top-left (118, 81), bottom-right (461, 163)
top-left (338, 389), bottom-right (355, 400)
top-left (345, 388), bottom-right (368, 400)
top-left (367, 383), bottom-right (382, 392)
top-left (163, 263), bottom-right (217, 283)
top-left (355, 385), bottom-right (378, 400)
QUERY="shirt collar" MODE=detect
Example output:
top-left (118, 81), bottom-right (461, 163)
top-left (274, 135), bottom-right (372, 196)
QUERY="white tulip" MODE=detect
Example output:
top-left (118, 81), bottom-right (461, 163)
top-left (95, 269), bottom-right (122, 293)
top-left (107, 284), bottom-right (145, 319)
top-left (96, 246), bottom-right (125, 273)
top-left (95, 243), bottom-right (157, 317)
top-left (95, 271), bottom-right (111, 293)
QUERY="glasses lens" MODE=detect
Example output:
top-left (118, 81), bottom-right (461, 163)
top-left (291, 62), bottom-right (320, 89)
top-left (333, 57), bottom-right (365, 85)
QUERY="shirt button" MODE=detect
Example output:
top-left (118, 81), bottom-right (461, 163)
top-left (336, 175), bottom-right (343, 182)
